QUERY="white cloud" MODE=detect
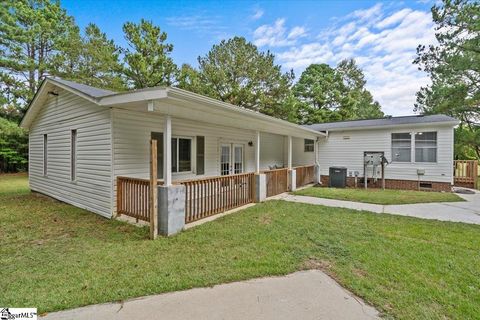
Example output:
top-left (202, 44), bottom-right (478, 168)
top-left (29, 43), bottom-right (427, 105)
top-left (375, 8), bottom-right (412, 29)
top-left (351, 3), bottom-right (383, 22)
top-left (288, 26), bottom-right (307, 39)
top-left (252, 8), bottom-right (264, 20)
top-left (253, 19), bottom-right (307, 47)
top-left (166, 14), bottom-right (227, 38)
top-left (273, 3), bottom-right (436, 116)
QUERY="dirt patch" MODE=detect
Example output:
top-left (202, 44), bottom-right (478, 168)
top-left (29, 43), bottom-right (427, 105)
top-left (302, 258), bottom-right (333, 271)
top-left (258, 214), bottom-right (272, 225)
top-left (352, 267), bottom-right (368, 278)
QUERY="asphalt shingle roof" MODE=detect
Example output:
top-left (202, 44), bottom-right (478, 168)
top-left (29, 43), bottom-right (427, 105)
top-left (50, 77), bottom-right (116, 98)
top-left (304, 115), bottom-right (458, 131)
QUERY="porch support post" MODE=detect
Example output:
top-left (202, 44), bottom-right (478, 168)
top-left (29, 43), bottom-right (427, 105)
top-left (287, 136), bottom-right (296, 191)
top-left (163, 115), bottom-right (172, 186)
top-left (287, 136), bottom-right (292, 169)
top-left (254, 173), bottom-right (266, 202)
top-left (314, 137), bottom-right (321, 185)
top-left (255, 131), bottom-right (260, 174)
top-left (149, 139), bottom-right (158, 240)
top-left (158, 184), bottom-right (185, 236)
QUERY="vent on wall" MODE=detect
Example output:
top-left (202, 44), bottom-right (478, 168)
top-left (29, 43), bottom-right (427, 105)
top-left (343, 136), bottom-right (350, 140)
top-left (419, 182), bottom-right (432, 189)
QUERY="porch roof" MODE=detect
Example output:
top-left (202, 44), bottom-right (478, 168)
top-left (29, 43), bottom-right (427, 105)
top-left (21, 77), bottom-right (324, 139)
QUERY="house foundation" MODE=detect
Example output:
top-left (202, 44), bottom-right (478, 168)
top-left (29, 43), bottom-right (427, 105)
top-left (320, 175), bottom-right (452, 192)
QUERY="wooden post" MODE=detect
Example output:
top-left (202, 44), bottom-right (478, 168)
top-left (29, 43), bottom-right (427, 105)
top-left (381, 161), bottom-right (385, 190)
top-left (150, 139), bottom-right (158, 240)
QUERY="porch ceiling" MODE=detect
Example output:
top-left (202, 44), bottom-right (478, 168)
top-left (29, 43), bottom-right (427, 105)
top-left (105, 87), bottom-right (324, 139)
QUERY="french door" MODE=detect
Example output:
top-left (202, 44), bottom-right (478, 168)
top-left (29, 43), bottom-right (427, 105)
top-left (220, 143), bottom-right (244, 175)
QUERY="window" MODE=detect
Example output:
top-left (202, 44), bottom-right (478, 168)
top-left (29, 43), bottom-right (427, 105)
top-left (415, 132), bottom-right (437, 162)
top-left (71, 130), bottom-right (77, 181)
top-left (172, 137), bottom-right (192, 173)
top-left (304, 139), bottom-right (314, 152)
top-left (391, 133), bottom-right (411, 162)
top-left (43, 134), bottom-right (48, 176)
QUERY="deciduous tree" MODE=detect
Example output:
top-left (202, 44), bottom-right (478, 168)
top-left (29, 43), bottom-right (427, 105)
top-left (293, 60), bottom-right (382, 124)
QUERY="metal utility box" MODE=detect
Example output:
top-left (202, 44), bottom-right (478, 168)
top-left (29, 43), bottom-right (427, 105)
top-left (329, 167), bottom-right (347, 188)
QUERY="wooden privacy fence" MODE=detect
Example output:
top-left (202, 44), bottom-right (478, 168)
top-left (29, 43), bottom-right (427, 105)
top-left (454, 160), bottom-right (479, 188)
top-left (117, 176), bottom-right (151, 222)
top-left (180, 172), bottom-right (255, 223)
top-left (295, 165), bottom-right (315, 188)
top-left (264, 168), bottom-right (288, 197)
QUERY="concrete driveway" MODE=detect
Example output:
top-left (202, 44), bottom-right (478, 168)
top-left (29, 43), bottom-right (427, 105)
top-left (281, 189), bottom-right (480, 225)
top-left (43, 270), bottom-right (379, 320)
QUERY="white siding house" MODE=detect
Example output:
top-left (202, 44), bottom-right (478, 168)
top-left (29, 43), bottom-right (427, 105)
top-left (21, 78), bottom-right (322, 219)
top-left (28, 89), bottom-right (113, 217)
top-left (306, 115), bottom-right (459, 190)
top-left (21, 78), bottom-right (458, 222)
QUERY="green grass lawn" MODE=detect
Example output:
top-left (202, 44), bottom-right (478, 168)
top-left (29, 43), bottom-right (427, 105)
top-left (294, 186), bottom-right (464, 205)
top-left (1, 175), bottom-right (479, 319)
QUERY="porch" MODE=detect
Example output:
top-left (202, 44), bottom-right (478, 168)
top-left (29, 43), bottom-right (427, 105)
top-left (116, 164), bottom-right (317, 227)
top-left (108, 88), bottom-right (323, 236)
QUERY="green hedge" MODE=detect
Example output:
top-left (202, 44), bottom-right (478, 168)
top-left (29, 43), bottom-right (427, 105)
top-left (0, 117), bottom-right (28, 173)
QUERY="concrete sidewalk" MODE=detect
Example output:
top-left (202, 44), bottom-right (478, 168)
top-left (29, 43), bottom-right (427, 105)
top-left (43, 270), bottom-right (379, 320)
top-left (279, 190), bottom-right (480, 225)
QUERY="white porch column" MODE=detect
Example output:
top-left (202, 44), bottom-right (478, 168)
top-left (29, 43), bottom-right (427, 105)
top-left (287, 135), bottom-right (292, 169)
top-left (255, 131), bottom-right (260, 173)
top-left (314, 137), bottom-right (321, 185)
top-left (163, 115), bottom-right (172, 186)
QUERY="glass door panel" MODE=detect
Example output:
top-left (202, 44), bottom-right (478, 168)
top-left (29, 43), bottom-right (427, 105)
top-left (233, 144), bottom-right (244, 174)
top-left (220, 144), bottom-right (231, 176)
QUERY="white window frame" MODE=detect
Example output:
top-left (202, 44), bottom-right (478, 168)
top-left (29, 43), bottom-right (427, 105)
top-left (391, 132), bottom-right (412, 163)
top-left (171, 136), bottom-right (193, 174)
top-left (43, 134), bottom-right (48, 176)
top-left (414, 131), bottom-right (437, 163)
top-left (390, 130), bottom-right (439, 164)
top-left (71, 129), bottom-right (77, 181)
top-left (304, 139), bottom-right (314, 152)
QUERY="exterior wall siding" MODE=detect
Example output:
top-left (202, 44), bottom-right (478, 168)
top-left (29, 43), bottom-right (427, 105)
top-left (112, 108), bottom-right (299, 180)
top-left (317, 125), bottom-right (454, 184)
top-left (112, 108), bottom-right (304, 212)
top-left (28, 89), bottom-right (113, 217)
top-left (292, 137), bottom-right (315, 167)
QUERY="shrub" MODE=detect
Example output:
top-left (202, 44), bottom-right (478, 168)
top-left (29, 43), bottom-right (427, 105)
top-left (0, 117), bottom-right (28, 172)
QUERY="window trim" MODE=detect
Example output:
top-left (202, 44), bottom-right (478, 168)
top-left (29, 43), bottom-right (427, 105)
top-left (414, 131), bottom-right (438, 163)
top-left (304, 139), bottom-right (315, 152)
top-left (43, 134), bottom-right (48, 176)
top-left (71, 129), bottom-right (77, 181)
top-left (391, 132), bottom-right (412, 163)
top-left (171, 136), bottom-right (193, 174)
top-left (390, 130), bottom-right (439, 164)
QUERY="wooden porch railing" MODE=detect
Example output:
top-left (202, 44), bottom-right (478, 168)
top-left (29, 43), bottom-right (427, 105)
top-left (179, 172), bottom-right (255, 223)
top-left (454, 160), bottom-right (479, 188)
top-left (117, 176), bottom-right (151, 222)
top-left (264, 168), bottom-right (288, 197)
top-left (295, 165), bottom-right (315, 188)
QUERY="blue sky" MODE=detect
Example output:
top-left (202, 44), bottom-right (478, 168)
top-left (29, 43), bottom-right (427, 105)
top-left (62, 0), bottom-right (437, 116)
